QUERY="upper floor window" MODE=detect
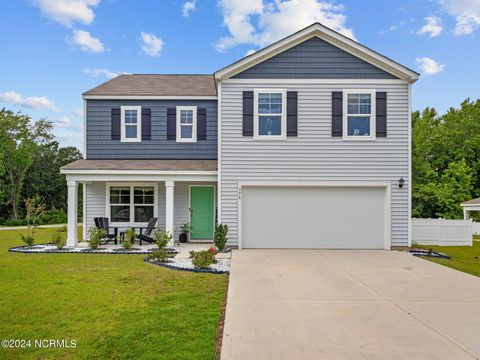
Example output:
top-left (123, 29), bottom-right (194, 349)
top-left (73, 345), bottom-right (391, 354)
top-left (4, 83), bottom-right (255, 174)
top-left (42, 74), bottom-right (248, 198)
top-left (343, 90), bottom-right (376, 140)
top-left (176, 106), bottom-right (197, 142)
top-left (121, 106), bottom-right (142, 142)
top-left (254, 90), bottom-right (286, 140)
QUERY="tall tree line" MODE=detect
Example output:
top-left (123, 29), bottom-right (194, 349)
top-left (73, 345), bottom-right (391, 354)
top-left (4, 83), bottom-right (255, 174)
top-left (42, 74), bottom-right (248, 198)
top-left (413, 99), bottom-right (480, 219)
top-left (0, 108), bottom-right (82, 225)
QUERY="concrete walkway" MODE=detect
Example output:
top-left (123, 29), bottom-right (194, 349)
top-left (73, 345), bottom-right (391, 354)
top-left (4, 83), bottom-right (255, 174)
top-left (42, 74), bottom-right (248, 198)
top-left (221, 250), bottom-right (480, 360)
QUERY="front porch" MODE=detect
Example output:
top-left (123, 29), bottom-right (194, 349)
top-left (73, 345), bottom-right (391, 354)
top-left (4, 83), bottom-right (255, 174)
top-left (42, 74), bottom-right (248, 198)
top-left (60, 159), bottom-right (218, 247)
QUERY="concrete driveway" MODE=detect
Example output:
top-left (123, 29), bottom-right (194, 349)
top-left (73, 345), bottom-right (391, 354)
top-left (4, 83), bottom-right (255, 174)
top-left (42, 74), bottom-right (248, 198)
top-left (220, 250), bottom-right (480, 360)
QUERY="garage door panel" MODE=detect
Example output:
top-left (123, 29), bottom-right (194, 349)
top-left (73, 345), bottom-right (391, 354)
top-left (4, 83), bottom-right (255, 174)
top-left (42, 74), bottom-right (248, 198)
top-left (242, 187), bottom-right (386, 249)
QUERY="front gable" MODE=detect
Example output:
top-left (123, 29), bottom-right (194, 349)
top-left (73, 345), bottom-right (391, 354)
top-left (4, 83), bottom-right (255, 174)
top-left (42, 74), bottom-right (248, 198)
top-left (233, 37), bottom-right (398, 80)
top-left (215, 23), bottom-right (419, 82)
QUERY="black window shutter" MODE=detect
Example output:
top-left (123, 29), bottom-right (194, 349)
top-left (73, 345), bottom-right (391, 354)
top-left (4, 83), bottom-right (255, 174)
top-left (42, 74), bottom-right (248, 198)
top-left (197, 108), bottom-right (207, 140)
top-left (243, 91), bottom-right (254, 136)
top-left (141, 108), bottom-right (151, 140)
top-left (111, 108), bottom-right (121, 140)
top-left (287, 91), bottom-right (298, 137)
top-left (376, 92), bottom-right (387, 137)
top-left (332, 92), bottom-right (343, 137)
top-left (167, 108), bottom-right (176, 140)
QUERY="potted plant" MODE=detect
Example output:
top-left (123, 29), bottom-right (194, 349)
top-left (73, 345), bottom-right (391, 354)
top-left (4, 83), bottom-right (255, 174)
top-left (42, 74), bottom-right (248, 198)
top-left (179, 223), bottom-right (192, 243)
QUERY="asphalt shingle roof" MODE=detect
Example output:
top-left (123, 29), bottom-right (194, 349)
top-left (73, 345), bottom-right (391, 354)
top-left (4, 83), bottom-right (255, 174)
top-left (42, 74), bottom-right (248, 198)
top-left (83, 74), bottom-right (217, 97)
top-left (62, 159), bottom-right (218, 171)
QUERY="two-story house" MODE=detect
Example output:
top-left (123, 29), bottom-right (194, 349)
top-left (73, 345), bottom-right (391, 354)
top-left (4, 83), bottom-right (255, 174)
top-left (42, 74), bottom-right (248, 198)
top-left (61, 23), bottom-right (419, 249)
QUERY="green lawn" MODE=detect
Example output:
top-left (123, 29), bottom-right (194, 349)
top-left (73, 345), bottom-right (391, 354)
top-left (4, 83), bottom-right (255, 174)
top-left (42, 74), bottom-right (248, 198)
top-left (415, 240), bottom-right (480, 277)
top-left (0, 228), bottom-right (228, 360)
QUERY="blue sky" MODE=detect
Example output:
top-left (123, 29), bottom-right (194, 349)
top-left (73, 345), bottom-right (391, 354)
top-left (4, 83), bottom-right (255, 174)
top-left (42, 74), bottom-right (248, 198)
top-left (1, 0), bottom-right (479, 153)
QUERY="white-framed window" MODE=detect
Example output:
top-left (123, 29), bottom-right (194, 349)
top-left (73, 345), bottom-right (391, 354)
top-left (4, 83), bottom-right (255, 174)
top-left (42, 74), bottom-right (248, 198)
top-left (106, 183), bottom-right (158, 226)
top-left (121, 106), bottom-right (142, 142)
top-left (343, 90), bottom-right (376, 140)
top-left (176, 106), bottom-right (197, 142)
top-left (254, 89), bottom-right (287, 140)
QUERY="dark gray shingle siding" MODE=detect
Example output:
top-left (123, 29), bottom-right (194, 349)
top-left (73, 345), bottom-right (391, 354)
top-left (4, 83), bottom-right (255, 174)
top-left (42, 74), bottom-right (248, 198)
top-left (233, 37), bottom-right (398, 79)
top-left (86, 100), bottom-right (217, 159)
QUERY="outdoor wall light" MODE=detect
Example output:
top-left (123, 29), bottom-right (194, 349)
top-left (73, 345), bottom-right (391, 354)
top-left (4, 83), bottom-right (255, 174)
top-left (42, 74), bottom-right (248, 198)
top-left (399, 177), bottom-right (405, 188)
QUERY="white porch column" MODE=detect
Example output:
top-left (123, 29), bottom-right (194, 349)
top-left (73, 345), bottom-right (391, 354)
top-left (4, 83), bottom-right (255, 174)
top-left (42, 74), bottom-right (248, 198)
top-left (67, 180), bottom-right (78, 247)
top-left (165, 180), bottom-right (175, 245)
top-left (464, 208), bottom-right (469, 220)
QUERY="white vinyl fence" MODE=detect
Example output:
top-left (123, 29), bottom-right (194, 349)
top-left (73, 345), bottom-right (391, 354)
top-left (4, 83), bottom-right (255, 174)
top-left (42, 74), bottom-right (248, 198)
top-left (411, 218), bottom-right (473, 246)
top-left (472, 222), bottom-right (480, 235)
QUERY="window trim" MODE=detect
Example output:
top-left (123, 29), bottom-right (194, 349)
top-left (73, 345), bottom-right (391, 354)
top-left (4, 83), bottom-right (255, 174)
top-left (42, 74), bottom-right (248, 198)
top-left (120, 106), bottom-right (142, 142)
top-left (106, 183), bottom-right (158, 227)
top-left (253, 89), bottom-right (287, 140)
top-left (342, 89), bottom-right (376, 141)
top-left (176, 106), bottom-right (197, 143)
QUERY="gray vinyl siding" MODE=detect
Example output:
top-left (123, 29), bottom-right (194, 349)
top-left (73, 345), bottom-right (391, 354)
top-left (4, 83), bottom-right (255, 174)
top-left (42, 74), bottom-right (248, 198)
top-left (86, 100), bottom-right (217, 159)
top-left (220, 80), bottom-right (410, 247)
top-left (233, 37), bottom-right (398, 79)
top-left (84, 181), bottom-right (216, 241)
top-left (85, 182), bottom-right (106, 235)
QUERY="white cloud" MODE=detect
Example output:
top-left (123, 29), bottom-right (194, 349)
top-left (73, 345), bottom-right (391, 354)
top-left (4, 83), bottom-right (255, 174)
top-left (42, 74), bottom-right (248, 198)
top-left (418, 16), bottom-right (443, 37)
top-left (245, 49), bottom-right (257, 56)
top-left (216, 0), bottom-right (355, 52)
top-left (72, 108), bottom-right (83, 117)
top-left (71, 30), bottom-right (105, 53)
top-left (0, 91), bottom-right (59, 112)
top-left (183, 0), bottom-right (197, 17)
top-left (56, 116), bottom-right (83, 130)
top-left (83, 68), bottom-right (128, 79)
top-left (438, 0), bottom-right (480, 35)
top-left (33, 0), bottom-right (100, 27)
top-left (379, 21), bottom-right (406, 34)
top-left (416, 57), bottom-right (445, 75)
top-left (140, 32), bottom-right (164, 56)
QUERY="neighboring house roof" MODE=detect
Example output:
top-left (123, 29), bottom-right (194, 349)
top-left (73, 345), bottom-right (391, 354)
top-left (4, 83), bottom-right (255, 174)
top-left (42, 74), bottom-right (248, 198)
top-left (61, 159), bottom-right (218, 172)
top-left (461, 198), bottom-right (480, 206)
top-left (83, 74), bottom-right (217, 98)
top-left (214, 22), bottom-right (419, 82)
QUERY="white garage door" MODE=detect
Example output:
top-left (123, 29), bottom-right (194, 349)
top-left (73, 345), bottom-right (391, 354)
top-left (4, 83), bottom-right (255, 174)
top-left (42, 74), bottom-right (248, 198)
top-left (241, 186), bottom-right (387, 249)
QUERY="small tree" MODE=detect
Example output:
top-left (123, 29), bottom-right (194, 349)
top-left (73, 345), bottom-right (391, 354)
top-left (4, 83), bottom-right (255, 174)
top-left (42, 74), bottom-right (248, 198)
top-left (214, 224), bottom-right (228, 252)
top-left (20, 197), bottom-right (46, 246)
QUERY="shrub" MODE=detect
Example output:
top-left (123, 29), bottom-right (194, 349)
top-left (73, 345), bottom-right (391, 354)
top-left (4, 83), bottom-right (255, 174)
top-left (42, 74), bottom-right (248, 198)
top-left (37, 208), bottom-right (67, 225)
top-left (5, 219), bottom-right (25, 226)
top-left (122, 237), bottom-right (133, 250)
top-left (122, 228), bottom-right (136, 250)
top-left (190, 250), bottom-right (217, 269)
top-left (51, 231), bottom-right (66, 249)
top-left (154, 230), bottom-right (172, 249)
top-left (21, 234), bottom-right (35, 246)
top-left (214, 223), bottom-right (228, 252)
top-left (87, 227), bottom-right (105, 249)
top-left (149, 249), bottom-right (169, 262)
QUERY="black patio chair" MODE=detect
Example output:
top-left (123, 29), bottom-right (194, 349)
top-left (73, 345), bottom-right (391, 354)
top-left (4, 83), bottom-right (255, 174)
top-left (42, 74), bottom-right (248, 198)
top-left (94, 217), bottom-right (118, 245)
top-left (136, 217), bottom-right (158, 245)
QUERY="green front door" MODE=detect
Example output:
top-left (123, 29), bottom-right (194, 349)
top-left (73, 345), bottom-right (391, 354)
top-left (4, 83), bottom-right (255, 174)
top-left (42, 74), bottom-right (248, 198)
top-left (190, 186), bottom-right (215, 239)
